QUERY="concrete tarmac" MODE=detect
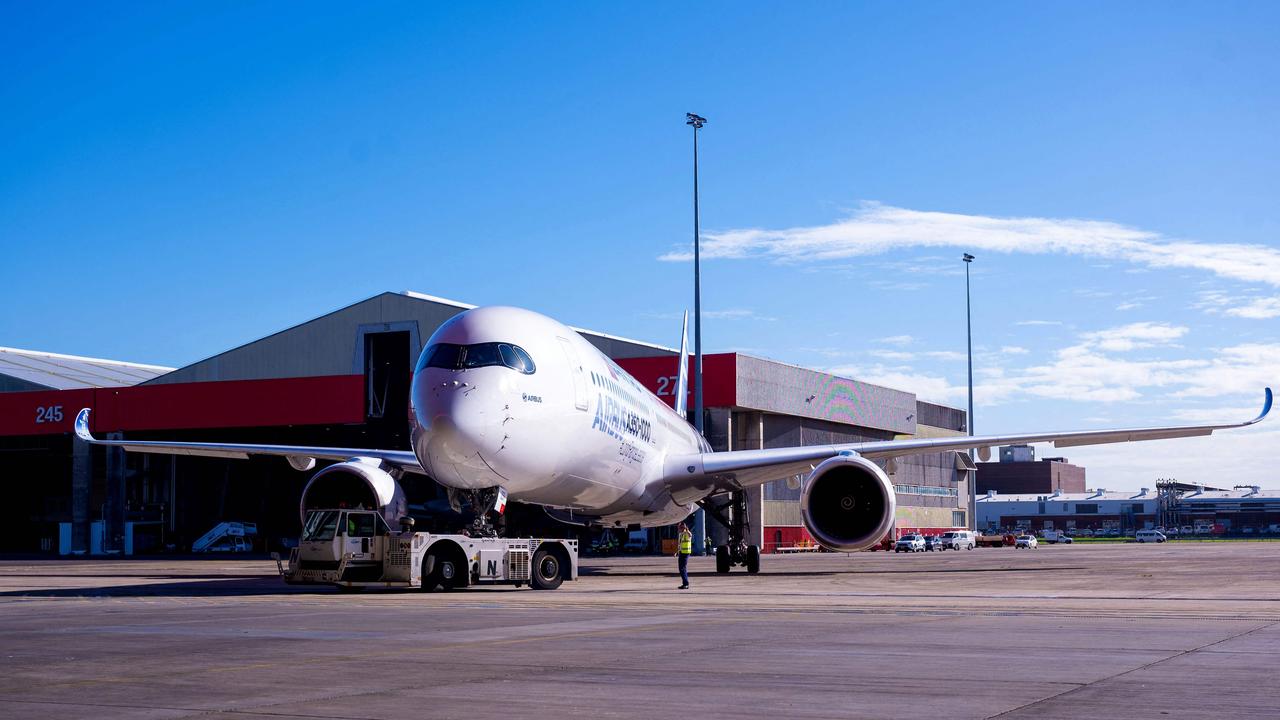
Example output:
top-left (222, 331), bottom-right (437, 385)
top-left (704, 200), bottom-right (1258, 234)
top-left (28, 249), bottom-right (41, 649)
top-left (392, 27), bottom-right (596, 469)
top-left (1, 541), bottom-right (1278, 719)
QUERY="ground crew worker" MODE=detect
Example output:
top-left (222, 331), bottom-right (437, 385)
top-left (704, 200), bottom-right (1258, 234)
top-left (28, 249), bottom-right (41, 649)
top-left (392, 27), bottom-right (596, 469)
top-left (676, 522), bottom-right (692, 589)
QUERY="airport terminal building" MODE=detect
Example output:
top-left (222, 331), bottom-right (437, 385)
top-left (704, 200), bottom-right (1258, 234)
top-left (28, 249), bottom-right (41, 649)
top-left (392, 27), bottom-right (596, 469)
top-left (1, 291), bottom-right (971, 555)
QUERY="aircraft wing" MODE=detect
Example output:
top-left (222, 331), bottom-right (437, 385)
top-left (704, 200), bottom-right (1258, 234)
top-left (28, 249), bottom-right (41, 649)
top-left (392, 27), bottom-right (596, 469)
top-left (664, 388), bottom-right (1271, 500)
top-left (73, 408), bottom-right (424, 473)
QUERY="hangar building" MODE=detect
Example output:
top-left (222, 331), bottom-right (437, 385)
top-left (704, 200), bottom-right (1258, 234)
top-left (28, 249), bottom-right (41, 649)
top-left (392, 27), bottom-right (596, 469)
top-left (0, 291), bottom-right (970, 555)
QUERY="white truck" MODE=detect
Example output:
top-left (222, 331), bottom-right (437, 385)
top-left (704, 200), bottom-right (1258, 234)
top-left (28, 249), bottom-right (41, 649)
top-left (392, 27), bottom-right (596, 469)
top-left (274, 508), bottom-right (578, 591)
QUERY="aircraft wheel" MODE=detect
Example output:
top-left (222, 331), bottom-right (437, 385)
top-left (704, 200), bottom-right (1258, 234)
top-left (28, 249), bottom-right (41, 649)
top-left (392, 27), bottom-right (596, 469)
top-left (531, 548), bottom-right (564, 590)
top-left (716, 545), bottom-right (731, 573)
top-left (745, 545), bottom-right (761, 574)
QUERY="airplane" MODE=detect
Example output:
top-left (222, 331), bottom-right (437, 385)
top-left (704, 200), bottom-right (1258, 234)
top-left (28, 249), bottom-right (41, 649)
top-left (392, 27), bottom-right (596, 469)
top-left (75, 305), bottom-right (1272, 572)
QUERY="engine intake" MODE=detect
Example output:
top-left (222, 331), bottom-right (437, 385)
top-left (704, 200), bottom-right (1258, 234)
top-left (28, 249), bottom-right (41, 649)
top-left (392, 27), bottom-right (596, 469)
top-left (800, 453), bottom-right (896, 552)
top-left (299, 458), bottom-right (407, 526)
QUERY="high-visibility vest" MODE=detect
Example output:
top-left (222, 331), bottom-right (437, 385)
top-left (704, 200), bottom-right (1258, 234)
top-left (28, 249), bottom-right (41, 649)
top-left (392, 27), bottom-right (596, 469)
top-left (678, 530), bottom-right (693, 555)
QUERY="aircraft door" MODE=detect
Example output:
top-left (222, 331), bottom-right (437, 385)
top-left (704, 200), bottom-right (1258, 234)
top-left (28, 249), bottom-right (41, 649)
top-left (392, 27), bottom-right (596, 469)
top-left (556, 336), bottom-right (589, 411)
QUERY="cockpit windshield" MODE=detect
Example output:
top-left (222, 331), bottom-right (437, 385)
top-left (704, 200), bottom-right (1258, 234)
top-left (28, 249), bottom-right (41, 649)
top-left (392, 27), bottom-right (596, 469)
top-left (417, 342), bottom-right (536, 375)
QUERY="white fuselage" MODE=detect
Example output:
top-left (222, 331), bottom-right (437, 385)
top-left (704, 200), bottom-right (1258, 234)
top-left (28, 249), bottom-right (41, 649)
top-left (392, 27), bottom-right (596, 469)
top-left (409, 306), bottom-right (709, 527)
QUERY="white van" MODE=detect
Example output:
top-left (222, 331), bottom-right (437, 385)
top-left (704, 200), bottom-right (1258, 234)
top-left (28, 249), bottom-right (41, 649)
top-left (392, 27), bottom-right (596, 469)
top-left (1135, 530), bottom-right (1167, 543)
top-left (937, 530), bottom-right (975, 551)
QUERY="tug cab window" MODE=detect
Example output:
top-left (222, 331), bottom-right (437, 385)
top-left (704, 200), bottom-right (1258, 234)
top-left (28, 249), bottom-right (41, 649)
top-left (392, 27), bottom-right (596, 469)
top-left (345, 512), bottom-right (377, 538)
top-left (417, 342), bottom-right (536, 374)
top-left (302, 511), bottom-right (340, 542)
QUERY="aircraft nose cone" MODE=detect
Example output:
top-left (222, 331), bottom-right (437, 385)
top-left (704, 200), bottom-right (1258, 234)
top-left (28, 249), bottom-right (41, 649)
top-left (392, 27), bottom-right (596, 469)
top-left (411, 376), bottom-right (506, 487)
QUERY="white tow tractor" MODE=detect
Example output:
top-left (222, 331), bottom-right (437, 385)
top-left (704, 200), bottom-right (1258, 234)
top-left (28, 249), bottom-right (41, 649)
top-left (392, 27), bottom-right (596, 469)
top-left (273, 509), bottom-right (578, 591)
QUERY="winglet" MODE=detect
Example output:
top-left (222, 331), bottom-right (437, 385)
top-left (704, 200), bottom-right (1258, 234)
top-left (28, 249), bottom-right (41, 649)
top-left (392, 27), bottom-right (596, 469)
top-left (1248, 387), bottom-right (1273, 426)
top-left (74, 408), bottom-right (94, 442)
top-left (673, 311), bottom-right (690, 419)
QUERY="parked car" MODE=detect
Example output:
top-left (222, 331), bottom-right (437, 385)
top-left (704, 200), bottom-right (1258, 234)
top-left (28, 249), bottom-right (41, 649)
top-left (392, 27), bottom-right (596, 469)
top-left (1074, 528), bottom-right (1094, 537)
top-left (1056, 535), bottom-right (1074, 544)
top-left (923, 535), bottom-right (940, 551)
top-left (1015, 534), bottom-right (1038, 549)
top-left (1163, 526), bottom-right (1180, 536)
top-left (895, 534), bottom-right (926, 553)
top-left (1135, 530), bottom-right (1167, 543)
top-left (896, 532), bottom-right (926, 548)
top-left (937, 530), bottom-right (976, 551)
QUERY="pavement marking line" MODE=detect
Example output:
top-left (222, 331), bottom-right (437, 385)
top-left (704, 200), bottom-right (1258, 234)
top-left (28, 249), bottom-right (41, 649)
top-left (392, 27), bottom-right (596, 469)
top-left (982, 618), bottom-right (1280, 719)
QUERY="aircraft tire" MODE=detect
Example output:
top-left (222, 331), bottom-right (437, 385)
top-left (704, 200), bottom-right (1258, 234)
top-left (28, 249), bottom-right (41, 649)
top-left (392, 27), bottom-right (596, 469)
top-left (716, 545), bottom-right (730, 573)
top-left (531, 548), bottom-right (564, 590)
top-left (745, 545), bottom-right (761, 574)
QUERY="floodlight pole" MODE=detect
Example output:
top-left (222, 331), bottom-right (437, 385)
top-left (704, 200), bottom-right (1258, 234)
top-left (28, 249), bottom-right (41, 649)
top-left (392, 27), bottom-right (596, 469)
top-left (687, 112), bottom-right (706, 435)
top-left (963, 253), bottom-right (976, 530)
top-left (687, 112), bottom-right (707, 555)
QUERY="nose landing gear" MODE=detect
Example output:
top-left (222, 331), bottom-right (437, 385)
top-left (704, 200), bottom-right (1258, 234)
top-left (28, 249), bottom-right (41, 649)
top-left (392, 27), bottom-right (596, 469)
top-left (447, 486), bottom-right (508, 538)
top-left (699, 490), bottom-right (761, 574)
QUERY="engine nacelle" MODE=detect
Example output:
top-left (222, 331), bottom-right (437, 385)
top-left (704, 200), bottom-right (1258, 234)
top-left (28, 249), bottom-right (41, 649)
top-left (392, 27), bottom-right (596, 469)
top-left (800, 452), bottom-right (896, 552)
top-left (298, 458), bottom-right (407, 526)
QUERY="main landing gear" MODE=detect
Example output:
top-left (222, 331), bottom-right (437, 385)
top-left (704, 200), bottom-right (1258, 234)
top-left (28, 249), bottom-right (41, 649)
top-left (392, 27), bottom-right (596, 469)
top-left (699, 491), bottom-right (760, 574)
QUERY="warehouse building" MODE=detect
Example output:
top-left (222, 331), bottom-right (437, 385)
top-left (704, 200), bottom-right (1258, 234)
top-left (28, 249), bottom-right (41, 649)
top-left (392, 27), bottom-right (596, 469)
top-left (1159, 484), bottom-right (1280, 535)
top-left (976, 488), bottom-right (1159, 533)
top-left (976, 444), bottom-right (1086, 495)
top-left (0, 291), bottom-right (970, 555)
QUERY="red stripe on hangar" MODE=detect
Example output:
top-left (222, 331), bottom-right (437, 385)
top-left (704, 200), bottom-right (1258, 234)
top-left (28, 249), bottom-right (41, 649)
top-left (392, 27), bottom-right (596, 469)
top-left (0, 375), bottom-right (365, 436)
top-left (616, 353), bottom-right (737, 408)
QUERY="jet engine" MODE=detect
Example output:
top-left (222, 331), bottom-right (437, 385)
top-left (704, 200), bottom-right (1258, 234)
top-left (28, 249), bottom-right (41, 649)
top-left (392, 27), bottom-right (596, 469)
top-left (298, 458), bottom-right (407, 526)
top-left (800, 453), bottom-right (896, 552)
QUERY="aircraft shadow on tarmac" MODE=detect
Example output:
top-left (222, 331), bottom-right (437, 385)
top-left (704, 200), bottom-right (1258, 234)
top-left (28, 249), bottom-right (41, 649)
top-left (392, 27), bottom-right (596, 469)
top-left (0, 577), bottom-right (308, 599)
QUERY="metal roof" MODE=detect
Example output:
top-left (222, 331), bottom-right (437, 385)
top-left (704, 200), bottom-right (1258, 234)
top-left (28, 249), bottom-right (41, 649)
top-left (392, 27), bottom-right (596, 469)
top-left (0, 347), bottom-right (173, 391)
top-left (979, 488), bottom-right (1280, 503)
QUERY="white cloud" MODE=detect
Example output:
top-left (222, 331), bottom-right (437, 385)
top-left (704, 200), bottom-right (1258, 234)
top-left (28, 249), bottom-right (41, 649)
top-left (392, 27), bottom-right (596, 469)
top-left (1079, 322), bottom-right (1188, 352)
top-left (1193, 291), bottom-right (1280, 320)
top-left (828, 365), bottom-right (960, 405)
top-left (1226, 298), bottom-right (1280, 319)
top-left (876, 334), bottom-right (914, 346)
top-left (1000, 346), bottom-right (1030, 355)
top-left (658, 202), bottom-right (1280, 289)
top-left (1062, 425), bottom-right (1280, 491)
top-left (702, 309), bottom-right (776, 321)
top-left (833, 320), bottom-right (1276, 411)
top-left (639, 308), bottom-right (775, 322)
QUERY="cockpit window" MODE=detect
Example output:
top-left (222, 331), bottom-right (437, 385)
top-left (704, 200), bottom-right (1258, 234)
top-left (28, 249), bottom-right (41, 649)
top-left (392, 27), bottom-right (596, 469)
top-left (461, 343), bottom-right (500, 369)
top-left (417, 342), bottom-right (536, 375)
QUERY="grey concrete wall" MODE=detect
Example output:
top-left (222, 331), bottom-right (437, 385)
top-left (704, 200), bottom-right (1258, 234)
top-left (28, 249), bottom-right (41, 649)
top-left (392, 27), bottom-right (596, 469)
top-left (735, 355), bottom-right (917, 435)
top-left (148, 292), bottom-right (673, 384)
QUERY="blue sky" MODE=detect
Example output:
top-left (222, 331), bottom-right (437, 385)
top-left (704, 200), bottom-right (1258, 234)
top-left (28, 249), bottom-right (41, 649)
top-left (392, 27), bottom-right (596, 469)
top-left (2, 2), bottom-right (1277, 487)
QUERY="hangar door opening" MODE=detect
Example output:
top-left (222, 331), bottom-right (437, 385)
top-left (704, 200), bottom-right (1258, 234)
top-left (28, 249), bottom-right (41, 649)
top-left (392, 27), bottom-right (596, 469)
top-left (364, 330), bottom-right (411, 447)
